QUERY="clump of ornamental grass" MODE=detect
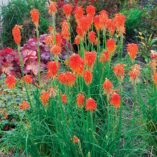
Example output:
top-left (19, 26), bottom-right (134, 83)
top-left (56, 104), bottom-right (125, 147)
top-left (1, 2), bottom-right (155, 157)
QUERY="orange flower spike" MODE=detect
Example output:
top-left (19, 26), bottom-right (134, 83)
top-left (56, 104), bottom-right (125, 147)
top-left (48, 2), bottom-right (57, 15)
top-left (106, 19), bottom-right (116, 36)
top-left (61, 20), bottom-right (70, 41)
top-left (129, 64), bottom-right (140, 84)
top-left (76, 93), bottom-right (85, 108)
top-left (83, 70), bottom-right (93, 85)
top-left (84, 51), bottom-right (97, 69)
top-left (5, 75), bottom-right (16, 89)
top-left (40, 91), bottom-right (50, 106)
top-left (88, 31), bottom-right (97, 44)
top-left (74, 6), bottom-right (84, 22)
top-left (153, 72), bottom-right (157, 87)
top-left (99, 50), bottom-right (110, 63)
top-left (58, 72), bottom-right (76, 86)
top-left (74, 35), bottom-right (81, 45)
top-left (86, 5), bottom-right (96, 16)
top-left (61, 94), bottom-right (67, 104)
top-left (113, 64), bottom-right (125, 81)
top-left (69, 54), bottom-right (84, 75)
top-left (127, 43), bottom-right (138, 61)
top-left (30, 9), bottom-right (40, 27)
top-left (103, 78), bottom-right (113, 95)
top-left (23, 75), bottom-right (33, 84)
top-left (85, 98), bottom-right (97, 112)
top-left (106, 39), bottom-right (116, 55)
top-left (72, 135), bottom-right (80, 144)
top-left (19, 101), bottom-right (30, 110)
top-left (47, 61), bottom-right (60, 78)
top-left (63, 4), bottom-right (73, 18)
top-left (45, 35), bottom-right (54, 46)
top-left (114, 13), bottom-right (126, 34)
top-left (94, 15), bottom-right (101, 31)
top-left (50, 45), bottom-right (62, 56)
top-left (56, 33), bottom-right (62, 46)
top-left (110, 92), bottom-right (121, 109)
top-left (12, 25), bottom-right (22, 45)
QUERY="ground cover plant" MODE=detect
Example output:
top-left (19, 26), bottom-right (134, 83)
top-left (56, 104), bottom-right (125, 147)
top-left (0, 1), bottom-right (157, 157)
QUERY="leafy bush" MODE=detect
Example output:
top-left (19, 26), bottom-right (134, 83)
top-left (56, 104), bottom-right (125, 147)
top-left (121, 8), bottom-right (143, 35)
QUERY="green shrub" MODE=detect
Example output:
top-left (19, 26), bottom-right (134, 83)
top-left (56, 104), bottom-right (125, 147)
top-left (121, 8), bottom-right (143, 35)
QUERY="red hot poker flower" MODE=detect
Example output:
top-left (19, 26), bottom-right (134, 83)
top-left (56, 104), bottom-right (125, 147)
top-left (5, 75), bottom-right (16, 89)
top-left (106, 39), bottom-right (116, 54)
top-left (47, 61), bottom-right (60, 78)
top-left (76, 93), bottom-right (85, 108)
top-left (129, 64), bottom-right (140, 84)
top-left (86, 5), bottom-right (96, 16)
top-left (50, 45), bottom-right (62, 56)
top-left (58, 71), bottom-right (76, 87)
top-left (48, 2), bottom-right (57, 15)
top-left (114, 13), bottom-right (126, 34)
top-left (72, 135), bottom-right (80, 144)
top-left (74, 6), bottom-right (84, 22)
top-left (12, 25), bottom-right (22, 45)
top-left (127, 43), bottom-right (138, 61)
top-left (69, 54), bottom-right (84, 75)
top-left (23, 75), bottom-right (33, 84)
top-left (88, 31), bottom-right (97, 44)
top-left (19, 101), bottom-right (30, 110)
top-left (84, 51), bottom-right (97, 69)
top-left (86, 98), bottom-right (97, 112)
top-left (110, 92), bottom-right (121, 109)
top-left (30, 9), bottom-right (40, 27)
top-left (61, 94), bottom-right (67, 104)
top-left (83, 70), bottom-right (93, 85)
top-left (153, 72), bottom-right (157, 87)
top-left (103, 78), bottom-right (113, 95)
top-left (99, 51), bottom-right (110, 63)
top-left (40, 91), bottom-right (50, 106)
top-left (61, 20), bottom-right (70, 41)
top-left (113, 64), bottom-right (125, 81)
top-left (63, 4), bottom-right (73, 18)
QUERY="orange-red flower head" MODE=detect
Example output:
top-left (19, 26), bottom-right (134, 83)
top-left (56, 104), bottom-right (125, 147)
top-left (50, 45), bottom-right (62, 56)
top-left (74, 6), bottom-right (84, 21)
top-left (61, 20), bottom-right (70, 41)
top-left (129, 64), bottom-right (140, 84)
top-left (76, 93), bottom-right (85, 108)
top-left (84, 51), bottom-right (97, 69)
top-left (86, 5), bottom-right (96, 16)
top-left (127, 43), bottom-right (138, 61)
top-left (19, 101), bottom-right (30, 110)
top-left (110, 92), bottom-right (121, 109)
top-left (47, 61), bottom-right (60, 78)
top-left (69, 54), bottom-right (84, 75)
top-left (103, 78), bottom-right (113, 95)
top-left (72, 135), bottom-right (80, 144)
top-left (83, 70), bottom-right (93, 85)
top-left (40, 91), bottom-right (50, 106)
top-left (106, 39), bottom-right (116, 54)
top-left (61, 94), bottom-right (67, 104)
top-left (113, 64), bottom-right (125, 81)
top-left (86, 98), bottom-right (97, 112)
top-left (58, 71), bottom-right (76, 86)
top-left (99, 50), bottom-right (110, 63)
top-left (63, 4), bottom-right (73, 18)
top-left (48, 2), bottom-right (57, 15)
top-left (153, 72), bottom-right (157, 87)
top-left (5, 75), bottom-right (16, 89)
top-left (12, 25), bottom-right (22, 45)
top-left (30, 9), bottom-right (40, 27)
top-left (88, 31), bottom-right (97, 44)
top-left (23, 75), bottom-right (33, 84)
